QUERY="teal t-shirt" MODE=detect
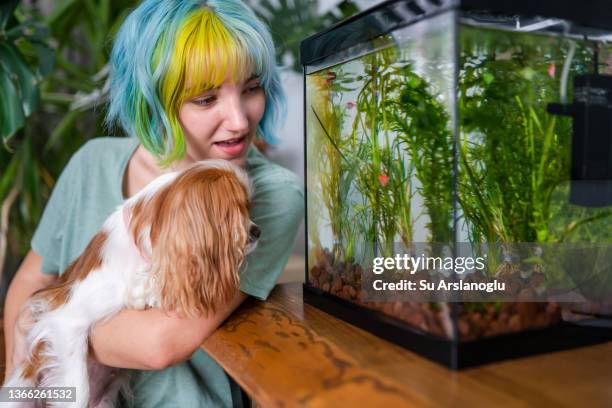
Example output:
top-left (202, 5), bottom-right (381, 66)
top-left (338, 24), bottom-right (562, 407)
top-left (31, 136), bottom-right (304, 407)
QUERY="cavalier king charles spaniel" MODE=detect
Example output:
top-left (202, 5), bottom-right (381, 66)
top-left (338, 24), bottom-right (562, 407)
top-left (3, 160), bottom-right (259, 407)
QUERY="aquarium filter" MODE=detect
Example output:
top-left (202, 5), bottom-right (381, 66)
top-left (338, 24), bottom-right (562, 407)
top-left (548, 74), bottom-right (612, 207)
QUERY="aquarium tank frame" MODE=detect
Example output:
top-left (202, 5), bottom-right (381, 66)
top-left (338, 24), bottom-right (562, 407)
top-left (301, 0), bottom-right (612, 369)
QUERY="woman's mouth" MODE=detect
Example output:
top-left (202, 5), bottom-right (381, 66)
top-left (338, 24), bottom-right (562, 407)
top-left (213, 135), bottom-right (248, 156)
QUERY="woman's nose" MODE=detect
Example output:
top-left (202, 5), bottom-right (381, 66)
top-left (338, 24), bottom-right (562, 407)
top-left (223, 96), bottom-right (249, 133)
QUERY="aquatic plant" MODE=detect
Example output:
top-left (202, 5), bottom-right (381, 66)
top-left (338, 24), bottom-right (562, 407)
top-left (308, 43), bottom-right (418, 263)
top-left (385, 64), bottom-right (454, 248)
top-left (308, 67), bottom-right (360, 261)
top-left (445, 29), bottom-right (612, 325)
top-left (348, 48), bottom-right (418, 258)
top-left (458, 27), bottom-right (612, 278)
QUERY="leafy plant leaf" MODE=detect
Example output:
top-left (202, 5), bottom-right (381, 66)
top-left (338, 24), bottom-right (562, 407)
top-left (0, 65), bottom-right (25, 143)
top-left (0, 151), bottom-right (19, 200)
top-left (0, 0), bottom-right (19, 31)
top-left (248, 0), bottom-right (357, 71)
top-left (0, 43), bottom-right (40, 117)
top-left (31, 41), bottom-right (55, 76)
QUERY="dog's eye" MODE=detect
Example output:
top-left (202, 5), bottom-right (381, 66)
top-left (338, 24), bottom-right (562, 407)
top-left (250, 225), bottom-right (261, 239)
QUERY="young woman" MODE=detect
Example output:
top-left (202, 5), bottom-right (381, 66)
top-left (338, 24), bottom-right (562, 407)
top-left (3, 0), bottom-right (304, 406)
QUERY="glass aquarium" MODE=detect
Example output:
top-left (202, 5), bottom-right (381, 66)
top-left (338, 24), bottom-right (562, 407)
top-left (302, 0), bottom-right (612, 368)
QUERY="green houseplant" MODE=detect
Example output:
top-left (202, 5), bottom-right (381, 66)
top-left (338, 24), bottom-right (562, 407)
top-left (0, 0), bottom-right (54, 284)
top-left (0, 0), bottom-right (139, 298)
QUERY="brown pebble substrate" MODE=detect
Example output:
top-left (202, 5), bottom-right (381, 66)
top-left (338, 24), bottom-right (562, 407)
top-left (308, 248), bottom-right (561, 341)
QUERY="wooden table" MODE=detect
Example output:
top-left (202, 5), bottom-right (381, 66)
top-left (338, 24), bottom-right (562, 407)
top-left (202, 283), bottom-right (612, 408)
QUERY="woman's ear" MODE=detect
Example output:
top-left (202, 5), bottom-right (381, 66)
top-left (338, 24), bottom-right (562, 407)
top-left (148, 167), bottom-right (248, 317)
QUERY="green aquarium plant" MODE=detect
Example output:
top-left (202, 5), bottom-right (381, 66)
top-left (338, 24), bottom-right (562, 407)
top-left (309, 44), bottom-right (418, 263)
top-left (458, 28), bottom-right (612, 279)
top-left (348, 47), bottom-right (417, 258)
top-left (309, 67), bottom-right (359, 262)
top-left (385, 64), bottom-right (454, 248)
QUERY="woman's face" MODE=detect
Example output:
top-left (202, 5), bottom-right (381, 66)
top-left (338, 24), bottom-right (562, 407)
top-left (178, 73), bottom-right (265, 166)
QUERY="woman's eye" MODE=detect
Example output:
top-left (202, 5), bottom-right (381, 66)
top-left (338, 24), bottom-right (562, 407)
top-left (245, 83), bottom-right (262, 94)
top-left (193, 96), bottom-right (216, 106)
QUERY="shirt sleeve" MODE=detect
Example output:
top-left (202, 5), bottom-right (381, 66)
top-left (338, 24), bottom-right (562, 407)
top-left (239, 169), bottom-right (305, 300)
top-left (30, 150), bottom-right (82, 275)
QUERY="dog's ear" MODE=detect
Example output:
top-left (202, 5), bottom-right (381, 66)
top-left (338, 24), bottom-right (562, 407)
top-left (148, 166), bottom-right (250, 317)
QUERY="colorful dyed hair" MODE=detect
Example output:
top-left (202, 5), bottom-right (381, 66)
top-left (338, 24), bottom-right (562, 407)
top-left (106, 0), bottom-right (286, 166)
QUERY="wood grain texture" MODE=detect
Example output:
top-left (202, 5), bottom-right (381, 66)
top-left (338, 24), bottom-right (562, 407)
top-left (203, 284), bottom-right (612, 408)
top-left (202, 294), bottom-right (426, 407)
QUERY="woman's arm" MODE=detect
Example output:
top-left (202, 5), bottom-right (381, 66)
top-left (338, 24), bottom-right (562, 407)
top-left (3, 250), bottom-right (58, 378)
top-left (4, 249), bottom-right (247, 374)
top-left (88, 290), bottom-right (247, 370)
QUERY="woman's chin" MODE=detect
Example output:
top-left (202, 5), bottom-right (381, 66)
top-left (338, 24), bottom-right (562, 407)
top-left (205, 148), bottom-right (249, 167)
top-left (223, 155), bottom-right (247, 167)
top-left (183, 139), bottom-right (251, 167)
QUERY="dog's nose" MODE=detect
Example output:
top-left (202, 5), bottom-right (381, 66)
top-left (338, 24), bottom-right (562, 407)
top-left (250, 225), bottom-right (261, 240)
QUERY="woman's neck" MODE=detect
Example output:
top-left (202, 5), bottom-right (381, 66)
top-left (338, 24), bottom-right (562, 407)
top-left (122, 144), bottom-right (248, 198)
top-left (123, 145), bottom-right (191, 198)
top-left (138, 145), bottom-right (197, 176)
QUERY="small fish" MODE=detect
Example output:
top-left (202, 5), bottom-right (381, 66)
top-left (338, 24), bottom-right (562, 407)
top-left (346, 101), bottom-right (356, 109)
top-left (378, 174), bottom-right (389, 187)
top-left (547, 63), bottom-right (555, 78)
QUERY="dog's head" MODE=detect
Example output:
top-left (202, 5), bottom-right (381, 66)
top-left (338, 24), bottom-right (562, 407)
top-left (130, 160), bottom-right (258, 317)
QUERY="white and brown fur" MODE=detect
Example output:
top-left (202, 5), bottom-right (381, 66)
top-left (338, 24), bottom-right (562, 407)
top-left (3, 160), bottom-right (258, 407)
